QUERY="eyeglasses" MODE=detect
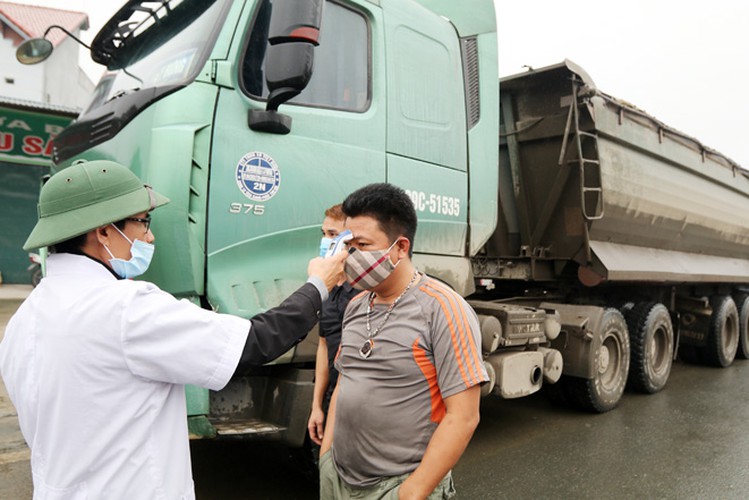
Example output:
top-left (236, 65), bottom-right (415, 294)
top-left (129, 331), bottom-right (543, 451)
top-left (124, 216), bottom-right (152, 234)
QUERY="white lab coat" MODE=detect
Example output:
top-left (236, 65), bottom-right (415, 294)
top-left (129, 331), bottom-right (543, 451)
top-left (0, 253), bottom-right (249, 499)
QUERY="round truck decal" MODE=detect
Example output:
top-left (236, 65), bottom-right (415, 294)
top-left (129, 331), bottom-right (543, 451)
top-left (235, 151), bottom-right (281, 202)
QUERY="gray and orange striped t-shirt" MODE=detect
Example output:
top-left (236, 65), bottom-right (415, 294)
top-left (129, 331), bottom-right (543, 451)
top-left (331, 275), bottom-right (488, 487)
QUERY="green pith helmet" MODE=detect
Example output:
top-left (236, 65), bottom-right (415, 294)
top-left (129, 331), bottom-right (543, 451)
top-left (23, 160), bottom-right (170, 251)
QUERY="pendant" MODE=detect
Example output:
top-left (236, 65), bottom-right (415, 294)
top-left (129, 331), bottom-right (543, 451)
top-left (359, 339), bottom-right (374, 358)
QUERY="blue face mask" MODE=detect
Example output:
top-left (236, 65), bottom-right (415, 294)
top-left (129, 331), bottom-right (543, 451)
top-left (103, 224), bottom-right (155, 279)
top-left (320, 237), bottom-right (334, 257)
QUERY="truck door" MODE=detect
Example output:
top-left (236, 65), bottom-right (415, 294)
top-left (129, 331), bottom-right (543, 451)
top-left (383, 1), bottom-right (469, 257)
top-left (206, 0), bottom-right (385, 317)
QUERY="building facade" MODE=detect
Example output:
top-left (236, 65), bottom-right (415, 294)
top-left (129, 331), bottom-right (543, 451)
top-left (0, 2), bottom-right (92, 283)
top-left (0, 1), bottom-right (93, 109)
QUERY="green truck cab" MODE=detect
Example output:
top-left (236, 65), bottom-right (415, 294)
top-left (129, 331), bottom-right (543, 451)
top-left (50, 0), bottom-right (499, 446)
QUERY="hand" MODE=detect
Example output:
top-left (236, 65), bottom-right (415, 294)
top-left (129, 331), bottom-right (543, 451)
top-left (307, 251), bottom-right (348, 291)
top-left (307, 406), bottom-right (325, 445)
top-left (397, 478), bottom-right (425, 500)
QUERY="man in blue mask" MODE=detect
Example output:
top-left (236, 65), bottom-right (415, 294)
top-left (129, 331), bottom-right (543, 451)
top-left (319, 204), bottom-right (345, 257)
top-left (0, 160), bottom-right (346, 499)
top-left (308, 204), bottom-right (358, 447)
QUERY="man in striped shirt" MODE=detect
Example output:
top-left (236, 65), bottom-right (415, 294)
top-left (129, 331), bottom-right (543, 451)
top-left (319, 183), bottom-right (488, 500)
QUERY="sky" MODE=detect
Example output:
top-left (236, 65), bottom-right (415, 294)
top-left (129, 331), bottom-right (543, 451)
top-left (497, 1), bottom-right (749, 169)
top-left (11, 0), bottom-right (749, 167)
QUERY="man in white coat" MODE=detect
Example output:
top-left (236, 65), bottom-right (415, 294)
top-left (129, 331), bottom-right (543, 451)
top-left (0, 159), bottom-right (346, 499)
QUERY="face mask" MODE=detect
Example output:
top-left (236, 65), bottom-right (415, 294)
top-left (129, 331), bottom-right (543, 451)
top-left (103, 224), bottom-right (155, 279)
top-left (319, 237), bottom-right (334, 257)
top-left (345, 239), bottom-right (400, 290)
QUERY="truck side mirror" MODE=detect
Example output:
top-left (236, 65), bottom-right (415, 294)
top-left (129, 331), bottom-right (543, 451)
top-left (16, 38), bottom-right (53, 65)
top-left (16, 25), bottom-right (91, 65)
top-left (248, 0), bottom-right (324, 134)
top-left (264, 43), bottom-right (314, 112)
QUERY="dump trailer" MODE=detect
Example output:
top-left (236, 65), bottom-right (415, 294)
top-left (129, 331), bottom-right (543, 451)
top-left (489, 60), bottom-right (749, 408)
top-left (27, 0), bottom-right (749, 448)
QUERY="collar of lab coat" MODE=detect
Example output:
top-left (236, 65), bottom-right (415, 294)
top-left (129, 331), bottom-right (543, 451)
top-left (46, 253), bottom-right (118, 281)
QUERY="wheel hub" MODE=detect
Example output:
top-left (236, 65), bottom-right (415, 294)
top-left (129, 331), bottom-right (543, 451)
top-left (598, 345), bottom-right (610, 374)
top-left (648, 337), bottom-right (657, 362)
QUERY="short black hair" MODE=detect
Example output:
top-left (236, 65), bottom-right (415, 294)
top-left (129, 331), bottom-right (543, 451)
top-left (342, 183), bottom-right (417, 257)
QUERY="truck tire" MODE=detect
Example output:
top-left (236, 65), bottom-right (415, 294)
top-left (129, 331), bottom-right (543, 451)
top-left (624, 302), bottom-right (673, 394)
top-left (734, 294), bottom-right (749, 360)
top-left (564, 308), bottom-right (630, 413)
top-left (702, 295), bottom-right (739, 368)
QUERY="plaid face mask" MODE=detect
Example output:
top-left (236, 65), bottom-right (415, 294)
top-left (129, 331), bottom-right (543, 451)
top-left (344, 239), bottom-right (400, 290)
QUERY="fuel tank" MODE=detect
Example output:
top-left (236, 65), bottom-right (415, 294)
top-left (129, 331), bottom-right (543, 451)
top-left (495, 60), bottom-right (749, 284)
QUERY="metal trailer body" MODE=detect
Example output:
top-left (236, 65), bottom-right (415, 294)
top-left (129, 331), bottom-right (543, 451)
top-left (493, 60), bottom-right (749, 286)
top-left (489, 61), bottom-right (749, 406)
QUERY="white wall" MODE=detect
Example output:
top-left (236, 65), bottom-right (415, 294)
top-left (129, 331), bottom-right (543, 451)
top-left (0, 35), bottom-right (44, 101)
top-left (44, 32), bottom-right (93, 109)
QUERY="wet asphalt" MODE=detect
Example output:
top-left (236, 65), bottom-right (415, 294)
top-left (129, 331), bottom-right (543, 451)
top-left (455, 361), bottom-right (749, 499)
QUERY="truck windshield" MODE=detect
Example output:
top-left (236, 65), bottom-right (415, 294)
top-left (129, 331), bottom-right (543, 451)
top-left (84, 0), bottom-right (230, 114)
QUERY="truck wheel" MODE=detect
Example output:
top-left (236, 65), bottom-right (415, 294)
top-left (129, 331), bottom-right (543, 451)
top-left (734, 294), bottom-right (749, 360)
top-left (565, 308), bottom-right (630, 413)
top-left (624, 302), bottom-right (673, 393)
top-left (703, 295), bottom-right (739, 367)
